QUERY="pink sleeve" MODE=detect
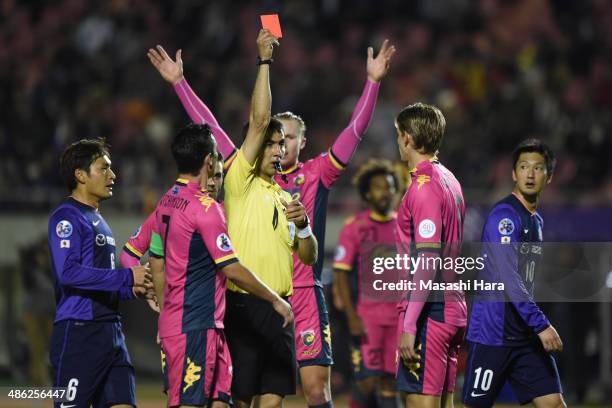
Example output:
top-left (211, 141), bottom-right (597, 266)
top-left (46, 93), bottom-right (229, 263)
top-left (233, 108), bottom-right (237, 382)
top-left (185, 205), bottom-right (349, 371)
top-left (332, 219), bottom-right (359, 271)
top-left (402, 184), bottom-right (443, 334)
top-left (120, 212), bottom-right (155, 267)
top-left (196, 201), bottom-right (239, 269)
top-left (174, 78), bottom-right (237, 160)
top-left (330, 79), bottom-right (380, 164)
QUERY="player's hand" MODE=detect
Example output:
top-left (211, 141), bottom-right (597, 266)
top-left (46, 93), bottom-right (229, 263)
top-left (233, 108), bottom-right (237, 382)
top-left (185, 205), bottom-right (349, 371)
top-left (347, 313), bottom-right (366, 337)
top-left (132, 286), bottom-right (160, 313)
top-left (367, 39), bottom-right (396, 83)
top-left (272, 297), bottom-right (294, 328)
top-left (257, 29), bottom-right (279, 60)
top-left (280, 198), bottom-right (308, 229)
top-left (147, 45), bottom-right (184, 85)
top-left (131, 264), bottom-right (153, 288)
top-left (399, 332), bottom-right (420, 363)
top-left (538, 325), bottom-right (563, 352)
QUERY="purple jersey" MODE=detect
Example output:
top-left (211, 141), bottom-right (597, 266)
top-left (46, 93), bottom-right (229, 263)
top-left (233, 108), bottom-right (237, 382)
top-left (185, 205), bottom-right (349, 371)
top-left (152, 179), bottom-right (239, 337)
top-left (333, 210), bottom-right (398, 325)
top-left (397, 159), bottom-right (467, 334)
top-left (48, 198), bottom-right (134, 322)
top-left (467, 193), bottom-right (549, 346)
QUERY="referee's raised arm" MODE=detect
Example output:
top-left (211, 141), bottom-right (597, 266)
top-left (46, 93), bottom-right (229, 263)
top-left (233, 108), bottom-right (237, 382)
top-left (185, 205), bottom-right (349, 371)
top-left (242, 29), bottom-right (278, 165)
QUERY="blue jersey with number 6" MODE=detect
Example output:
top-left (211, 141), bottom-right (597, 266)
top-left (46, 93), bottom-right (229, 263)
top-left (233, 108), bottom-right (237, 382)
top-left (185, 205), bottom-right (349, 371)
top-left (48, 197), bottom-right (134, 322)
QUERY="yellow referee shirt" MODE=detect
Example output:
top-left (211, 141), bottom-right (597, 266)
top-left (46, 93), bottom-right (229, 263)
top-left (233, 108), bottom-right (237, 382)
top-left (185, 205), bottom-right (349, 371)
top-left (224, 149), bottom-right (296, 296)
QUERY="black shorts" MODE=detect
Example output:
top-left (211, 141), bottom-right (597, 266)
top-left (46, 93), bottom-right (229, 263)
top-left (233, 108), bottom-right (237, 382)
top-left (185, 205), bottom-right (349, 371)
top-left (224, 291), bottom-right (297, 399)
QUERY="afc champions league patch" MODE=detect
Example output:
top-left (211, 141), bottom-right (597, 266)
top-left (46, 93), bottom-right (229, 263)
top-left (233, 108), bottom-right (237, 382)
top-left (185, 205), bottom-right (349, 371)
top-left (294, 174), bottom-right (305, 186)
top-left (334, 245), bottom-right (346, 262)
top-left (301, 330), bottom-right (316, 346)
top-left (418, 219), bottom-right (436, 239)
top-left (56, 220), bottom-right (73, 238)
top-left (498, 218), bottom-right (515, 235)
top-left (216, 233), bottom-right (233, 252)
top-left (130, 225), bottom-right (142, 239)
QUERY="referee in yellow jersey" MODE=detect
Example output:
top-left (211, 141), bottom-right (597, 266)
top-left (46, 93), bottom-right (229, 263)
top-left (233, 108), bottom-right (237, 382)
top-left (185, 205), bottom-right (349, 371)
top-left (223, 30), bottom-right (318, 408)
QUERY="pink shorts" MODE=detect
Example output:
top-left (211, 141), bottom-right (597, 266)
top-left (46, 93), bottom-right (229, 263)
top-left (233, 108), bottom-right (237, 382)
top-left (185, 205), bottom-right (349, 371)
top-left (396, 312), bottom-right (465, 396)
top-left (290, 285), bottom-right (333, 366)
top-left (161, 328), bottom-right (232, 407)
top-left (352, 316), bottom-right (398, 379)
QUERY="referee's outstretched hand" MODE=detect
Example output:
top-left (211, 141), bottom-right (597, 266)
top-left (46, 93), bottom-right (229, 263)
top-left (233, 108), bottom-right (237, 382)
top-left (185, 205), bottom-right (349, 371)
top-left (272, 297), bottom-right (294, 328)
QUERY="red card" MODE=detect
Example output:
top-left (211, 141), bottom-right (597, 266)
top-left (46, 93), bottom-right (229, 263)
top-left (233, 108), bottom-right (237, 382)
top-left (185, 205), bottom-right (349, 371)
top-left (260, 14), bottom-right (282, 39)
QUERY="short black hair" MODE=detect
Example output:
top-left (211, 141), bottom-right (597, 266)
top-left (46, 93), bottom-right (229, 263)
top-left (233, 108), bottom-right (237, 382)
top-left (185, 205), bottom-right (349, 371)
top-left (60, 138), bottom-right (110, 192)
top-left (512, 138), bottom-right (556, 175)
top-left (171, 124), bottom-right (217, 175)
top-left (352, 159), bottom-right (399, 201)
top-left (241, 118), bottom-right (284, 142)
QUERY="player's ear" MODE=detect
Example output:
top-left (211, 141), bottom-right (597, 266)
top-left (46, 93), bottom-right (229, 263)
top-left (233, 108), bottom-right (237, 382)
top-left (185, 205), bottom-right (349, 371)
top-left (546, 171), bottom-right (553, 185)
top-left (74, 168), bottom-right (87, 185)
top-left (511, 167), bottom-right (517, 183)
top-left (299, 136), bottom-right (307, 150)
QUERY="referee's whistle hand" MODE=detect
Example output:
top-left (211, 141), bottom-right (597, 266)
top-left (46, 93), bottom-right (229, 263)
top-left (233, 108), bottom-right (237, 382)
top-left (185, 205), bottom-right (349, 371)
top-left (131, 264), bottom-right (152, 288)
top-left (273, 297), bottom-right (294, 328)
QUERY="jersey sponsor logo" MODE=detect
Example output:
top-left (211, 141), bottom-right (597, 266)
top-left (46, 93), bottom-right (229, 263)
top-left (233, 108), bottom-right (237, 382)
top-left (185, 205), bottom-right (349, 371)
top-left (182, 357), bottom-right (201, 392)
top-left (96, 234), bottom-right (106, 246)
top-left (130, 226), bottom-right (142, 239)
top-left (418, 219), bottom-right (436, 239)
top-left (172, 185), bottom-right (180, 195)
top-left (294, 174), bottom-right (305, 186)
top-left (470, 391), bottom-right (487, 397)
top-left (498, 218), bottom-right (515, 235)
top-left (416, 174), bottom-right (431, 190)
top-left (60, 239), bottom-right (70, 248)
top-left (301, 329), bottom-right (316, 346)
top-left (60, 404), bottom-right (76, 408)
top-left (56, 220), bottom-right (73, 238)
top-left (216, 233), bottom-right (233, 252)
top-left (92, 219), bottom-right (101, 226)
top-left (334, 245), bottom-right (346, 262)
top-left (198, 195), bottom-right (214, 212)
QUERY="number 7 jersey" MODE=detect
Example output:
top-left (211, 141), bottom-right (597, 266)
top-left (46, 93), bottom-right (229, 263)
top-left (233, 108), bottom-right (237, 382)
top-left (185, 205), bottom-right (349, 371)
top-left (152, 179), bottom-right (239, 338)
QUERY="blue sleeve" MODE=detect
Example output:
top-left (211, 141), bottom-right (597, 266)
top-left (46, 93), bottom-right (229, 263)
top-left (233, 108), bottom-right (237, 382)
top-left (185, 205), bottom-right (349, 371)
top-left (483, 205), bottom-right (550, 334)
top-left (48, 208), bottom-right (133, 291)
top-left (119, 287), bottom-right (135, 300)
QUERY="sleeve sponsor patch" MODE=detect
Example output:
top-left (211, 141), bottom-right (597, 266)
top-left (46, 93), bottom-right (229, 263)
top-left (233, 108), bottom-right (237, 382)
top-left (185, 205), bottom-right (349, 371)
top-left (498, 218), bottom-right (515, 235)
top-left (334, 245), bottom-right (346, 262)
top-left (56, 220), bottom-right (73, 238)
top-left (216, 233), bottom-right (233, 252)
top-left (418, 219), bottom-right (436, 239)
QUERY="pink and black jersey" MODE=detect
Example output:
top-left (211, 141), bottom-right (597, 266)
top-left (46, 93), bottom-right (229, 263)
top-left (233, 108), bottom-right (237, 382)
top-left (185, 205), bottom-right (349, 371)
top-left (120, 211), bottom-right (155, 268)
top-left (333, 210), bottom-right (398, 326)
top-left (397, 159), bottom-right (467, 334)
top-left (153, 179), bottom-right (238, 338)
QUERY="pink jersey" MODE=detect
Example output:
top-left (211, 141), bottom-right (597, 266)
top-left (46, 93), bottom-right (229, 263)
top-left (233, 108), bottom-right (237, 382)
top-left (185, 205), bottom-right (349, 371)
top-left (397, 159), bottom-right (467, 334)
top-left (120, 211), bottom-right (155, 267)
top-left (153, 179), bottom-right (239, 337)
top-left (333, 210), bottom-right (398, 326)
top-left (174, 77), bottom-right (380, 287)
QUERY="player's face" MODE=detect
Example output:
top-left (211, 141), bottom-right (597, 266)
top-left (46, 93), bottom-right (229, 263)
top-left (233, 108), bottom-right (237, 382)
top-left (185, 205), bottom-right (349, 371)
top-left (259, 130), bottom-right (286, 179)
top-left (278, 118), bottom-right (305, 168)
top-left (85, 155), bottom-right (115, 201)
top-left (206, 161), bottom-right (224, 200)
top-left (366, 174), bottom-right (397, 214)
top-left (512, 152), bottom-right (550, 197)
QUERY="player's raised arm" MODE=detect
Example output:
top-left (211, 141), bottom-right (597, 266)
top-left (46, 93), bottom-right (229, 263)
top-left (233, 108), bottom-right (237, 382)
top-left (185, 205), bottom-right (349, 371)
top-left (327, 40), bottom-right (396, 171)
top-left (147, 45), bottom-right (237, 160)
top-left (241, 29), bottom-right (277, 165)
top-left (281, 198), bottom-right (318, 265)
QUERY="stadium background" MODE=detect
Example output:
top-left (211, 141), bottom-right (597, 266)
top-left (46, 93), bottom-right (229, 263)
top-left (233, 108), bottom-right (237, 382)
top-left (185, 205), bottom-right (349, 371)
top-left (0, 0), bottom-right (611, 406)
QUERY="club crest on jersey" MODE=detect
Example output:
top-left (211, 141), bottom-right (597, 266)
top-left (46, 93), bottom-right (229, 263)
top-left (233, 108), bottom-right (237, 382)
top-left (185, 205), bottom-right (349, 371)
top-left (216, 233), bottom-right (233, 252)
top-left (301, 330), bottom-right (316, 346)
top-left (334, 245), bottom-right (346, 262)
top-left (294, 174), bottom-right (305, 186)
top-left (498, 218), bottom-right (515, 235)
top-left (418, 219), bottom-right (436, 239)
top-left (56, 220), bottom-right (73, 238)
top-left (130, 226), bottom-right (142, 239)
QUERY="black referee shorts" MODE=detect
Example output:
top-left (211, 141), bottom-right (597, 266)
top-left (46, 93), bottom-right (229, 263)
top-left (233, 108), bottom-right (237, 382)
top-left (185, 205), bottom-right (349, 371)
top-left (224, 291), bottom-right (297, 400)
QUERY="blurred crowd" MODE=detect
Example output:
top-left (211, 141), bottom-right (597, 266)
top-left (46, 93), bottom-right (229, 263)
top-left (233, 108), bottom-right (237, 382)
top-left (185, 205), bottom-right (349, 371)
top-left (1, 0), bottom-right (611, 211)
